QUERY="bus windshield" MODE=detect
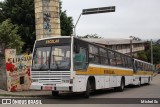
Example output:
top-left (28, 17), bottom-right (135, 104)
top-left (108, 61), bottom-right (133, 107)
top-left (32, 45), bottom-right (71, 71)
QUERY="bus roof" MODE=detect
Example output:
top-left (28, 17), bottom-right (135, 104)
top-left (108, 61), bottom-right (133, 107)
top-left (134, 58), bottom-right (153, 65)
top-left (36, 36), bottom-right (71, 41)
top-left (35, 36), bottom-right (153, 66)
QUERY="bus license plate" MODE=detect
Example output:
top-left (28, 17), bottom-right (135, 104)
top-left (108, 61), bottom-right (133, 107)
top-left (43, 86), bottom-right (52, 90)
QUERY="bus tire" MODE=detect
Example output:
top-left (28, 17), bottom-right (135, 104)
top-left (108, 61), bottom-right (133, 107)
top-left (137, 78), bottom-right (141, 87)
top-left (52, 91), bottom-right (59, 96)
top-left (115, 78), bottom-right (125, 92)
top-left (84, 80), bottom-right (91, 98)
top-left (147, 77), bottom-right (151, 85)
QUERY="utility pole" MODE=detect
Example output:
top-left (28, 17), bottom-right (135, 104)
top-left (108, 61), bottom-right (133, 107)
top-left (151, 39), bottom-right (153, 64)
top-left (130, 39), bottom-right (133, 57)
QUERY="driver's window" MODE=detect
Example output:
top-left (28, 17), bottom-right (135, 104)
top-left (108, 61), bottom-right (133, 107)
top-left (74, 47), bottom-right (88, 70)
top-left (50, 46), bottom-right (71, 70)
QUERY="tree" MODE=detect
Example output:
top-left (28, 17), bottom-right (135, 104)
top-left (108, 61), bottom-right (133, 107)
top-left (129, 36), bottom-right (141, 41)
top-left (0, 0), bottom-right (73, 52)
top-left (60, 1), bottom-right (73, 36)
top-left (135, 51), bottom-right (147, 61)
top-left (0, 0), bottom-right (35, 52)
top-left (146, 45), bottom-right (160, 64)
top-left (0, 19), bottom-right (24, 54)
top-left (78, 34), bottom-right (103, 38)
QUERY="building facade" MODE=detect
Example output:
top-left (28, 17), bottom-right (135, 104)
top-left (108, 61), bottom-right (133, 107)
top-left (83, 38), bottom-right (144, 55)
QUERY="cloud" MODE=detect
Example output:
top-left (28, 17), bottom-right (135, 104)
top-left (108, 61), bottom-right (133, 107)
top-left (62, 0), bottom-right (160, 40)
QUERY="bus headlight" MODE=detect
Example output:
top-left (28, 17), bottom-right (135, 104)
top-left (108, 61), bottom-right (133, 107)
top-left (32, 79), bottom-right (38, 82)
top-left (62, 79), bottom-right (73, 84)
top-left (62, 80), bottom-right (70, 83)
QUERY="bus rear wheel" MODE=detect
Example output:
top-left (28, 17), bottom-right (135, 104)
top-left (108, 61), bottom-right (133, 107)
top-left (137, 78), bottom-right (141, 87)
top-left (115, 78), bottom-right (125, 92)
top-left (84, 81), bottom-right (91, 98)
top-left (147, 77), bottom-right (151, 85)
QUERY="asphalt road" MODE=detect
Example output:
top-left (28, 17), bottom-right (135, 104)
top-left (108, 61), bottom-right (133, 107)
top-left (1, 74), bottom-right (160, 107)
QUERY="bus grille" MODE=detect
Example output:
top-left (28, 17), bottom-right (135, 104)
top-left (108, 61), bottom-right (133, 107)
top-left (31, 71), bottom-right (70, 85)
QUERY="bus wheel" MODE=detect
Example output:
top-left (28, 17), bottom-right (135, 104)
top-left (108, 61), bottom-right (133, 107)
top-left (147, 77), bottom-right (151, 85)
top-left (137, 78), bottom-right (141, 87)
top-left (52, 91), bottom-right (59, 96)
top-left (84, 81), bottom-right (91, 98)
top-left (115, 78), bottom-right (125, 92)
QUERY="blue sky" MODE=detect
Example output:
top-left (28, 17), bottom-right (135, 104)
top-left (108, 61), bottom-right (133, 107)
top-left (0, 0), bottom-right (160, 40)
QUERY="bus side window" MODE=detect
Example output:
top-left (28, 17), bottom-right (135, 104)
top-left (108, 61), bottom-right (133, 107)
top-left (108, 50), bottom-right (117, 66)
top-left (115, 53), bottom-right (123, 67)
top-left (89, 45), bottom-right (99, 64)
top-left (74, 47), bottom-right (88, 70)
top-left (99, 48), bottom-right (109, 65)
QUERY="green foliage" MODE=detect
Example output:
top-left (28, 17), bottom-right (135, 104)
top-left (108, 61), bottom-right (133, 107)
top-left (0, 0), bottom-right (35, 52)
top-left (0, 19), bottom-right (24, 53)
top-left (129, 36), bottom-right (141, 41)
top-left (135, 51), bottom-right (147, 61)
top-left (136, 42), bottom-right (160, 64)
top-left (0, 0), bottom-right (73, 52)
top-left (60, 11), bottom-right (73, 36)
top-left (60, 1), bottom-right (73, 36)
top-left (146, 45), bottom-right (160, 64)
top-left (78, 34), bottom-right (103, 38)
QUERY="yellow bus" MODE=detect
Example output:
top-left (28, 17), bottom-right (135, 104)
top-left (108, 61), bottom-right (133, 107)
top-left (30, 36), bottom-right (154, 98)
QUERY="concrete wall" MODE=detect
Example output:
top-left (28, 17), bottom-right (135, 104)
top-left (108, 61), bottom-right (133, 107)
top-left (35, 0), bottom-right (61, 40)
top-left (0, 49), bottom-right (32, 92)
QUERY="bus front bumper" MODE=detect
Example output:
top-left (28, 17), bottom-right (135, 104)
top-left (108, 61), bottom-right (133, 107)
top-left (30, 82), bottom-right (73, 91)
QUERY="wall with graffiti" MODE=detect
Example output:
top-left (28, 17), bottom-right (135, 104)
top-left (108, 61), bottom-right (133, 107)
top-left (4, 49), bottom-right (32, 92)
top-left (35, 0), bottom-right (61, 40)
top-left (43, 0), bottom-right (51, 37)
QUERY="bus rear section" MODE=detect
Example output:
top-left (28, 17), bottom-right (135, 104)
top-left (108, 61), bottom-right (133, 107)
top-left (30, 37), bottom-right (74, 94)
top-left (132, 59), bottom-right (154, 86)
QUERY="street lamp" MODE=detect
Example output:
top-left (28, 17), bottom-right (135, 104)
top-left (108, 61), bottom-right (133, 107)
top-left (73, 6), bottom-right (116, 36)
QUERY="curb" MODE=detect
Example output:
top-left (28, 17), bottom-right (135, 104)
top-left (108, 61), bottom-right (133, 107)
top-left (0, 93), bottom-right (50, 97)
top-left (153, 73), bottom-right (158, 77)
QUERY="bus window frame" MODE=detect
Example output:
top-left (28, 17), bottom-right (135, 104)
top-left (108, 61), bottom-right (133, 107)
top-left (73, 39), bottom-right (89, 71)
top-left (89, 44), bottom-right (100, 64)
top-left (99, 48), bottom-right (109, 65)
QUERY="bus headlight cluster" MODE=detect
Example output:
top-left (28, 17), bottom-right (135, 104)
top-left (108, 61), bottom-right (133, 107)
top-left (62, 80), bottom-right (70, 83)
top-left (62, 79), bottom-right (73, 84)
top-left (32, 79), bottom-right (38, 82)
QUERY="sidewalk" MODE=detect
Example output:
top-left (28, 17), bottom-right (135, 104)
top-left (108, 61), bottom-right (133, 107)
top-left (153, 72), bottom-right (158, 77)
top-left (0, 89), bottom-right (52, 97)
